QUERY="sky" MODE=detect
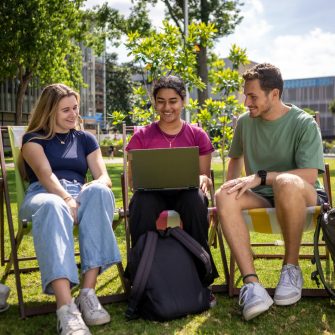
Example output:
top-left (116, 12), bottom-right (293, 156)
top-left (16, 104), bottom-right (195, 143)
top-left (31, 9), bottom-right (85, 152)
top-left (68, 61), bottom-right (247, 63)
top-left (85, 0), bottom-right (335, 80)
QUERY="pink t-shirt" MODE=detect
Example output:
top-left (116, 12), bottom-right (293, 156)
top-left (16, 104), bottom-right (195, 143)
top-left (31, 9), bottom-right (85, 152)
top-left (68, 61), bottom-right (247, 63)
top-left (126, 122), bottom-right (214, 156)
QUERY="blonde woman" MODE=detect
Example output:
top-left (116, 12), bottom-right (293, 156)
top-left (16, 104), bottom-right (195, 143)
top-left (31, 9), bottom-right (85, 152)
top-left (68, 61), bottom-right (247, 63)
top-left (19, 84), bottom-right (121, 335)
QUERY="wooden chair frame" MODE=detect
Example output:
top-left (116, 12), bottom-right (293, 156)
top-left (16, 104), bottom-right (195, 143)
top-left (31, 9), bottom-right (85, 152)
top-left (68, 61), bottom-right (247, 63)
top-left (0, 126), bottom-right (128, 318)
top-left (227, 112), bottom-right (333, 297)
top-left (120, 122), bottom-right (230, 294)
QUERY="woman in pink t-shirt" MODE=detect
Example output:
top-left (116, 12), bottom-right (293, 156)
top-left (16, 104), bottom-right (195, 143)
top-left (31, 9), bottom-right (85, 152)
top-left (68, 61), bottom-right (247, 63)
top-left (126, 75), bottom-right (219, 285)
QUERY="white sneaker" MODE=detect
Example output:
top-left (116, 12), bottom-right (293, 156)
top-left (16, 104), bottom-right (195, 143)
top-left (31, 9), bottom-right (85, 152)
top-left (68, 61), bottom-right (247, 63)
top-left (75, 289), bottom-right (110, 326)
top-left (274, 264), bottom-right (303, 306)
top-left (56, 299), bottom-right (91, 335)
top-left (239, 282), bottom-right (273, 321)
top-left (0, 284), bottom-right (10, 312)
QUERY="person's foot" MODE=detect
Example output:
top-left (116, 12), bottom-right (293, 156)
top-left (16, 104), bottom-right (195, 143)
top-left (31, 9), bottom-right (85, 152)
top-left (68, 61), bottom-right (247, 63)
top-left (75, 289), bottom-right (110, 326)
top-left (0, 284), bottom-right (10, 313)
top-left (239, 282), bottom-right (273, 321)
top-left (274, 264), bottom-right (303, 306)
top-left (56, 299), bottom-right (91, 335)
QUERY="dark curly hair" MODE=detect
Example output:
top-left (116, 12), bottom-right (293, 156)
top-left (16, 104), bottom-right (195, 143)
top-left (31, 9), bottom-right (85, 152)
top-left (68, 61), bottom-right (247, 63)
top-left (243, 63), bottom-right (284, 98)
top-left (152, 75), bottom-right (186, 100)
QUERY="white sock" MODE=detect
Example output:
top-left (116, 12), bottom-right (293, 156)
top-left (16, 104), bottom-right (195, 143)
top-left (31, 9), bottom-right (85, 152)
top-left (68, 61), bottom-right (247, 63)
top-left (80, 288), bottom-right (92, 295)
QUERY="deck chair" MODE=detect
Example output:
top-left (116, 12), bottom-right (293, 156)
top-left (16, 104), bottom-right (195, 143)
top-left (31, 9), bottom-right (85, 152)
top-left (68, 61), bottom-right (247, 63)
top-left (0, 126), bottom-right (128, 318)
top-left (120, 123), bottom-right (230, 294)
top-left (226, 112), bottom-right (333, 297)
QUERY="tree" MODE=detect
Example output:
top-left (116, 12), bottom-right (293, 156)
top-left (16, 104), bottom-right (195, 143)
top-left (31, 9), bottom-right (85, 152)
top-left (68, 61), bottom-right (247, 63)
top-left (105, 53), bottom-right (134, 126)
top-left (133, 0), bottom-right (243, 106)
top-left (125, 21), bottom-right (216, 123)
top-left (0, 0), bottom-right (88, 124)
top-left (125, 21), bottom-right (248, 178)
top-left (91, 1), bottom-right (153, 47)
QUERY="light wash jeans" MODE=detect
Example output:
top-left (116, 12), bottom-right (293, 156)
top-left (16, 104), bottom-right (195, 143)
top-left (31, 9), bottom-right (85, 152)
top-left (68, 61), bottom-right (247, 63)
top-left (19, 179), bottom-right (121, 294)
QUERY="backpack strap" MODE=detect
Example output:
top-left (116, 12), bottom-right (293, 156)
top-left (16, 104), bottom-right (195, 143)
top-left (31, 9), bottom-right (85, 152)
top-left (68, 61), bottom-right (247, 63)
top-left (312, 206), bottom-right (335, 299)
top-left (169, 227), bottom-right (212, 278)
top-left (125, 231), bottom-right (158, 320)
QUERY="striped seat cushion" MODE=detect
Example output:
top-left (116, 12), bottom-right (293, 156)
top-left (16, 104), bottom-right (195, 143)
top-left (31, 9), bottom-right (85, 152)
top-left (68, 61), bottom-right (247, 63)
top-left (242, 206), bottom-right (321, 234)
top-left (155, 206), bottom-right (320, 234)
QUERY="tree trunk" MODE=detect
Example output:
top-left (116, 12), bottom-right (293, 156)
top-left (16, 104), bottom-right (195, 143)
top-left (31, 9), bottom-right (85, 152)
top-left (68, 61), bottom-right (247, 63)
top-left (15, 74), bottom-right (32, 125)
top-left (197, 45), bottom-right (209, 107)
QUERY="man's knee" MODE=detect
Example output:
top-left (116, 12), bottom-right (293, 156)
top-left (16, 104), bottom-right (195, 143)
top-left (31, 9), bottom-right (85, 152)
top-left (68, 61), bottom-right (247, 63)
top-left (215, 188), bottom-right (241, 211)
top-left (273, 174), bottom-right (304, 199)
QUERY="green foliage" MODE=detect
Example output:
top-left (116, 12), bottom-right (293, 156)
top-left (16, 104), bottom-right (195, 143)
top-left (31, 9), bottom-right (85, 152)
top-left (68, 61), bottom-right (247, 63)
top-left (134, 0), bottom-right (243, 39)
top-left (229, 44), bottom-right (250, 69)
top-left (90, 0), bottom-right (152, 49)
top-left (125, 21), bottom-right (217, 124)
top-left (0, 0), bottom-right (86, 85)
top-left (126, 22), bottom-right (248, 178)
top-left (303, 107), bottom-right (316, 115)
top-left (99, 137), bottom-right (123, 147)
top-left (105, 53), bottom-right (134, 126)
top-left (329, 99), bottom-right (335, 115)
top-left (0, 0), bottom-right (92, 123)
top-left (323, 139), bottom-right (335, 153)
top-left (131, 0), bottom-right (244, 105)
top-left (107, 111), bottom-right (127, 126)
top-left (126, 21), bottom-right (215, 88)
top-left (193, 47), bottom-right (248, 155)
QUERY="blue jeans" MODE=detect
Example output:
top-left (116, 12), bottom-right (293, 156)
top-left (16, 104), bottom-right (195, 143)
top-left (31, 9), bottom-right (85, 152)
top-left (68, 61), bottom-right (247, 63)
top-left (20, 179), bottom-right (121, 294)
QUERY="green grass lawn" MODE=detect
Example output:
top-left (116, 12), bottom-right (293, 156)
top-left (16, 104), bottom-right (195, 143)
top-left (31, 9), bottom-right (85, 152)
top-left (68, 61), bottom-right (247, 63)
top-left (1, 159), bottom-right (335, 334)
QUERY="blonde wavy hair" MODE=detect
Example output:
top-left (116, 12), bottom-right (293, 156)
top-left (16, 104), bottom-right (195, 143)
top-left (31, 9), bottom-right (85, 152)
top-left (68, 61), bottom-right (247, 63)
top-left (19, 83), bottom-right (81, 179)
top-left (26, 83), bottom-right (81, 137)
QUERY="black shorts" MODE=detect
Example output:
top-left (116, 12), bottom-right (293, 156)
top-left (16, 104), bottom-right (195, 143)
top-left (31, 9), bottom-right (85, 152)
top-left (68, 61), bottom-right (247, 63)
top-left (259, 189), bottom-right (329, 208)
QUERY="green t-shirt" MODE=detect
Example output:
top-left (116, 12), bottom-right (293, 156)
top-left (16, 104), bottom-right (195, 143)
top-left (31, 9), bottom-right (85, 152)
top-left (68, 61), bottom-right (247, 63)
top-left (229, 105), bottom-right (324, 197)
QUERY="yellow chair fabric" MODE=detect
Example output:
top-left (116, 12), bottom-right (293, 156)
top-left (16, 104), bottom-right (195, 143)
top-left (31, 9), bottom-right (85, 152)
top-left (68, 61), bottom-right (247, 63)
top-left (243, 206), bottom-right (320, 234)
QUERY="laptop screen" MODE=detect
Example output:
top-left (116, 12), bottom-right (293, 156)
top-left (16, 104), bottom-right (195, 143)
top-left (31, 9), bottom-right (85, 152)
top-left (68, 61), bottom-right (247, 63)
top-left (129, 147), bottom-right (199, 191)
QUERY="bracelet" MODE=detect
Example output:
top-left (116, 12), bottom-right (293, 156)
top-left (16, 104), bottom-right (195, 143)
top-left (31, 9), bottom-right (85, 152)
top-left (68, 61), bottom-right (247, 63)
top-left (242, 273), bottom-right (259, 283)
top-left (63, 196), bottom-right (73, 202)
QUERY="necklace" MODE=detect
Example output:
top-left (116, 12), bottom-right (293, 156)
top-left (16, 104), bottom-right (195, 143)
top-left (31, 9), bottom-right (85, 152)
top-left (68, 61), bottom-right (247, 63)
top-left (158, 122), bottom-right (184, 148)
top-left (55, 131), bottom-right (71, 145)
top-left (160, 130), bottom-right (181, 148)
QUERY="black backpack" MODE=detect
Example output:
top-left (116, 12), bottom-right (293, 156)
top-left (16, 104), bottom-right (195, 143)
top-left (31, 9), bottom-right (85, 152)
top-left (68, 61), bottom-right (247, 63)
top-left (312, 203), bottom-right (335, 298)
top-left (125, 227), bottom-right (212, 321)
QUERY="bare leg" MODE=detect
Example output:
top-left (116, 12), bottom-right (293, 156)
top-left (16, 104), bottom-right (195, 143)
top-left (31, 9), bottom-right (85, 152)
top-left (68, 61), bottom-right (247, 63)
top-left (82, 268), bottom-right (99, 289)
top-left (215, 189), bottom-right (271, 282)
top-left (52, 279), bottom-right (72, 309)
top-left (273, 174), bottom-right (318, 265)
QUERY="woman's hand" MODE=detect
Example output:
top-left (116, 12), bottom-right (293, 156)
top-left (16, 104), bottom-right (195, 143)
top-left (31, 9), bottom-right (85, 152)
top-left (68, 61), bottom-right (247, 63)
top-left (64, 196), bottom-right (79, 224)
top-left (199, 174), bottom-right (212, 194)
top-left (82, 179), bottom-right (108, 190)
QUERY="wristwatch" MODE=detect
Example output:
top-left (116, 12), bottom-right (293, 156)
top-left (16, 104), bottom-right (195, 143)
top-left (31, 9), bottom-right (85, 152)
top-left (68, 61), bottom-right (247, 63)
top-left (257, 170), bottom-right (267, 186)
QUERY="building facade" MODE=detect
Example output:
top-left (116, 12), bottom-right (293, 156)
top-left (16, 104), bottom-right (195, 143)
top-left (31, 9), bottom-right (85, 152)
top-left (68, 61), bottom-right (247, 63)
top-left (282, 76), bottom-right (335, 138)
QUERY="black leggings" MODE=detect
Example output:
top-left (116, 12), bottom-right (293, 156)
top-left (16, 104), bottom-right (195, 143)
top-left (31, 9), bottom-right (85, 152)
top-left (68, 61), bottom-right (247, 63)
top-left (129, 189), bottom-right (219, 284)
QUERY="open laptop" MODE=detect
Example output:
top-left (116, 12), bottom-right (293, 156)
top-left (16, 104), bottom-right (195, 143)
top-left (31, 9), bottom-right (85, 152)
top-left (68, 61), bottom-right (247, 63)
top-left (129, 147), bottom-right (199, 191)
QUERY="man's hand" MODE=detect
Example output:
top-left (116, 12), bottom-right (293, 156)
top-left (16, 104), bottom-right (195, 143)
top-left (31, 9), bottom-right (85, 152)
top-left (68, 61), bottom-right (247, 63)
top-left (220, 174), bottom-right (261, 199)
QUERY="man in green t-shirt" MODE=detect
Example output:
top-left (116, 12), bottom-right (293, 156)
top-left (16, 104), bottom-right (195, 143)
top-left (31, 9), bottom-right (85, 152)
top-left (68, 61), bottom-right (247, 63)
top-left (215, 63), bottom-right (327, 321)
